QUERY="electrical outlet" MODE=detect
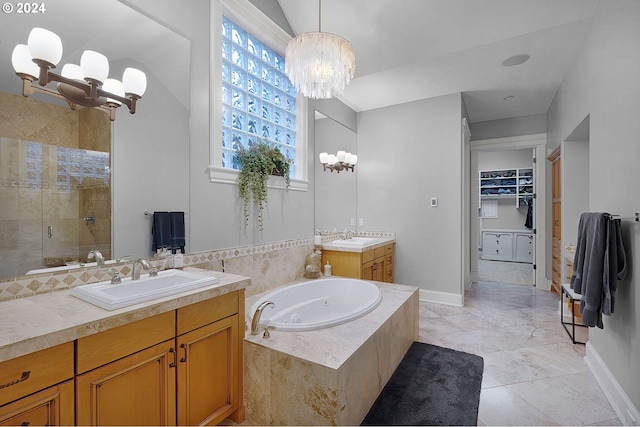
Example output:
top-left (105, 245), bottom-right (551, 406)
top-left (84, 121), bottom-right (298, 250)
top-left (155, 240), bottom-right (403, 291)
top-left (350, 218), bottom-right (355, 226)
top-left (431, 197), bottom-right (438, 207)
top-left (359, 218), bottom-right (364, 226)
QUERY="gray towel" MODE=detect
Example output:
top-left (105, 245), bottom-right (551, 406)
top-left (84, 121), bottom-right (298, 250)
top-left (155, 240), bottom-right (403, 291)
top-left (570, 212), bottom-right (627, 329)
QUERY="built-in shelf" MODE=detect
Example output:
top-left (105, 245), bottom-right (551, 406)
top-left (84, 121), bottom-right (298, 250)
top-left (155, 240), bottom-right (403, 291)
top-left (479, 167), bottom-right (534, 207)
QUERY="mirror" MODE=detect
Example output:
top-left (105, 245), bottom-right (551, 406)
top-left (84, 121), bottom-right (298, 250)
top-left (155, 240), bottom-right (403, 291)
top-left (0, 0), bottom-right (190, 279)
top-left (314, 111), bottom-right (358, 233)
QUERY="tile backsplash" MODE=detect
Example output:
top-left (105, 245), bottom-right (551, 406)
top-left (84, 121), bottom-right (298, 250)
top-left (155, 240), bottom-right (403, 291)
top-left (0, 231), bottom-right (395, 302)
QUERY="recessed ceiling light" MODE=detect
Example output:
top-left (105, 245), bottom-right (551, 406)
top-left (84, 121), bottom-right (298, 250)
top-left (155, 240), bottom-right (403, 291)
top-left (502, 54), bottom-right (530, 67)
top-left (504, 95), bottom-right (514, 101)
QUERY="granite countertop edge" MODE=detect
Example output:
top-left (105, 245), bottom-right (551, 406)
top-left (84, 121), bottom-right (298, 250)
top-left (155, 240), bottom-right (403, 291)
top-left (0, 268), bottom-right (250, 363)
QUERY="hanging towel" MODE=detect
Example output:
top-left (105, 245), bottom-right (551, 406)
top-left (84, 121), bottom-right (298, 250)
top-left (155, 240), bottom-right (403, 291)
top-left (170, 211), bottom-right (186, 253)
top-left (152, 212), bottom-right (171, 252)
top-left (570, 212), bottom-right (627, 328)
top-left (524, 198), bottom-right (534, 229)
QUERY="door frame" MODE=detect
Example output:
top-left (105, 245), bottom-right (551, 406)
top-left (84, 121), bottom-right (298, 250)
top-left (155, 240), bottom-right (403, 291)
top-left (468, 133), bottom-right (548, 290)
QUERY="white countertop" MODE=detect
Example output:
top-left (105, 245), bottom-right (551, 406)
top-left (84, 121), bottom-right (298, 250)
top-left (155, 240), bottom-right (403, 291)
top-left (322, 237), bottom-right (395, 253)
top-left (0, 268), bottom-right (250, 363)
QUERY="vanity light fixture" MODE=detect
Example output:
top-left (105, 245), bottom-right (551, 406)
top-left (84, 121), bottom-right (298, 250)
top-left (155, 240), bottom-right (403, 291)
top-left (319, 151), bottom-right (357, 173)
top-left (11, 28), bottom-right (147, 121)
top-left (285, 0), bottom-right (355, 99)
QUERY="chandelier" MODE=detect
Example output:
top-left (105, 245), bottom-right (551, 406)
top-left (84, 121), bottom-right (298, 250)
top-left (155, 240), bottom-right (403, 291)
top-left (285, 0), bottom-right (355, 99)
top-left (319, 151), bottom-right (357, 173)
top-left (11, 28), bottom-right (147, 121)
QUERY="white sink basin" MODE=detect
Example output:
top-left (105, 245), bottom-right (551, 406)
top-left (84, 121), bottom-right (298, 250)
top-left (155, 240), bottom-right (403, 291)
top-left (325, 237), bottom-right (386, 247)
top-left (70, 269), bottom-right (219, 310)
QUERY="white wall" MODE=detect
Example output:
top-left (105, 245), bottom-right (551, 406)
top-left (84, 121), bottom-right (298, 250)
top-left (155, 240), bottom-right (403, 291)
top-left (470, 113), bottom-right (547, 141)
top-left (120, 0), bottom-right (315, 256)
top-left (546, 0), bottom-right (640, 415)
top-left (357, 94), bottom-right (463, 297)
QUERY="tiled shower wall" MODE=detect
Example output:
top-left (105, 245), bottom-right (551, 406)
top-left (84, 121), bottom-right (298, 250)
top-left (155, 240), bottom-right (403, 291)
top-left (0, 92), bottom-right (111, 277)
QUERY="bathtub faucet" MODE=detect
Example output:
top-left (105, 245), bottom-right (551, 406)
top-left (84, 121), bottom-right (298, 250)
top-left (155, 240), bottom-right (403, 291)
top-left (251, 301), bottom-right (275, 335)
top-left (343, 228), bottom-right (356, 240)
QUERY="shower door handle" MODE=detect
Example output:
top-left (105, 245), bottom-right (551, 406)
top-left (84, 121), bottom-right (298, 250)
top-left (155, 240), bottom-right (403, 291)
top-left (47, 226), bottom-right (53, 239)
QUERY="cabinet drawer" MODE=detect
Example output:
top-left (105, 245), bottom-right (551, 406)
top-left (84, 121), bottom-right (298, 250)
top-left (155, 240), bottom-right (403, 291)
top-left (0, 342), bottom-right (73, 407)
top-left (0, 379), bottom-right (74, 426)
top-left (76, 311), bottom-right (175, 374)
top-left (362, 249), bottom-right (375, 264)
top-left (177, 291), bottom-right (239, 335)
top-left (384, 244), bottom-right (394, 256)
top-left (374, 246), bottom-right (386, 259)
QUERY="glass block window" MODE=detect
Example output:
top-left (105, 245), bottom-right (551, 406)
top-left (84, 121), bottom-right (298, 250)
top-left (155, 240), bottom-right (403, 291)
top-left (56, 147), bottom-right (110, 192)
top-left (25, 142), bottom-right (42, 190)
top-left (221, 16), bottom-right (297, 176)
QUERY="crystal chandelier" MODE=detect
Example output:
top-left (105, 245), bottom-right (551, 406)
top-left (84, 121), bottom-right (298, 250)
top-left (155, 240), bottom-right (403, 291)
top-left (285, 0), bottom-right (355, 99)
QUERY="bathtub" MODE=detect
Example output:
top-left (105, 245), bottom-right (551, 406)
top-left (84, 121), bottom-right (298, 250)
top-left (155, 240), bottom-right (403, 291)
top-left (249, 278), bottom-right (382, 331)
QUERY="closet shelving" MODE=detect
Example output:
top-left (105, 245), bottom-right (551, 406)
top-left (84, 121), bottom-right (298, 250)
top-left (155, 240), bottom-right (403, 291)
top-left (479, 167), bottom-right (534, 207)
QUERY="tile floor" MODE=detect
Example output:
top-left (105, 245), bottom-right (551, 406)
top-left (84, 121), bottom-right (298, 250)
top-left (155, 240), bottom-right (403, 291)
top-left (477, 258), bottom-right (534, 286)
top-left (418, 281), bottom-right (621, 426)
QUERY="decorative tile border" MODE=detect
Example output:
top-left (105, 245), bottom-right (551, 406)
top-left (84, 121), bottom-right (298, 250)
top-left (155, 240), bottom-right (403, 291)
top-left (0, 237), bottom-right (313, 302)
top-left (0, 233), bottom-right (394, 303)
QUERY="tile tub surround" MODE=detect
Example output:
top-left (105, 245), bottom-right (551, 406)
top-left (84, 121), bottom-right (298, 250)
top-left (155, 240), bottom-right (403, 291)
top-left (243, 280), bottom-right (419, 425)
top-left (0, 268), bottom-right (249, 362)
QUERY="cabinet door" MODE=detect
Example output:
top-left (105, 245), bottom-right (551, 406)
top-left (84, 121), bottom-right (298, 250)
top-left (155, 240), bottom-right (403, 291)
top-left (514, 234), bottom-right (533, 262)
top-left (482, 232), bottom-right (513, 260)
top-left (0, 379), bottom-right (74, 426)
top-left (76, 339), bottom-right (177, 426)
top-left (176, 315), bottom-right (239, 426)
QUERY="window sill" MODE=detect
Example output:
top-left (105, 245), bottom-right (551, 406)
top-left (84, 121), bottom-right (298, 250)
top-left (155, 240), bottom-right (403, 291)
top-left (208, 166), bottom-right (308, 192)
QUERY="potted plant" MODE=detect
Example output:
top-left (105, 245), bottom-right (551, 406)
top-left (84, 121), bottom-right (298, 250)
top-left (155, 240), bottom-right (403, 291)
top-left (235, 140), bottom-right (291, 232)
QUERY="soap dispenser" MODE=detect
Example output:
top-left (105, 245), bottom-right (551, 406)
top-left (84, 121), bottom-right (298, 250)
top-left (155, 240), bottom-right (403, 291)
top-left (324, 261), bottom-right (332, 277)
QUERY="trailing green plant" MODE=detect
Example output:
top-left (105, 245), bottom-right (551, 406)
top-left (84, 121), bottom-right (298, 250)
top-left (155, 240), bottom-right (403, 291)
top-left (235, 141), bottom-right (291, 232)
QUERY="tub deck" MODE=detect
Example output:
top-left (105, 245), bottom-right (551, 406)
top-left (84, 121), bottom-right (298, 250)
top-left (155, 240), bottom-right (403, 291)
top-left (243, 279), bottom-right (419, 425)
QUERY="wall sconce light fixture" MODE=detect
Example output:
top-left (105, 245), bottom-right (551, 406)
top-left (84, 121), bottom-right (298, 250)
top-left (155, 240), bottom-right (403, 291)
top-left (319, 151), bottom-right (357, 173)
top-left (11, 28), bottom-right (147, 121)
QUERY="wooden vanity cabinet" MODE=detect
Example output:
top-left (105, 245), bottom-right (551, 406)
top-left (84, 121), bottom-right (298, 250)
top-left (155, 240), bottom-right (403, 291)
top-left (324, 243), bottom-right (394, 283)
top-left (175, 290), bottom-right (244, 426)
top-left (0, 343), bottom-right (75, 426)
top-left (75, 290), bottom-right (245, 426)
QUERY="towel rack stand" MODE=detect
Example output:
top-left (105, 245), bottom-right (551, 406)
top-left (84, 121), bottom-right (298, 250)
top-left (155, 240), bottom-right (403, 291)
top-left (608, 212), bottom-right (639, 222)
top-left (144, 210), bottom-right (189, 217)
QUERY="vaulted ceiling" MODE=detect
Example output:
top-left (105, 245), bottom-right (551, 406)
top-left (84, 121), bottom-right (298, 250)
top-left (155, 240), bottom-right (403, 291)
top-left (277, 0), bottom-right (599, 123)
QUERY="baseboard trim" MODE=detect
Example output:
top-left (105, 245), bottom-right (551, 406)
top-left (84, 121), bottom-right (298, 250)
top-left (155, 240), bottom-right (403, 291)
top-left (419, 289), bottom-right (464, 307)
top-left (585, 342), bottom-right (640, 426)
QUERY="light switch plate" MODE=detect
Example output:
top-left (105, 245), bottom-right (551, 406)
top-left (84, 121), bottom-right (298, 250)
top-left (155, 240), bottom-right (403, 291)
top-left (431, 197), bottom-right (438, 207)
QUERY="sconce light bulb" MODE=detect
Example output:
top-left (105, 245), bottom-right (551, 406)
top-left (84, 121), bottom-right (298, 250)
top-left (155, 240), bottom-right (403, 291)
top-left (319, 152), bottom-right (329, 163)
top-left (61, 64), bottom-right (84, 81)
top-left (11, 44), bottom-right (39, 78)
top-left (27, 27), bottom-right (63, 66)
top-left (122, 67), bottom-right (147, 97)
top-left (81, 50), bottom-right (109, 83)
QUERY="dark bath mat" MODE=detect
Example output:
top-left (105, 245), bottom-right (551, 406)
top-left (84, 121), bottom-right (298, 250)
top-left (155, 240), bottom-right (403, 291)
top-left (362, 341), bottom-right (484, 426)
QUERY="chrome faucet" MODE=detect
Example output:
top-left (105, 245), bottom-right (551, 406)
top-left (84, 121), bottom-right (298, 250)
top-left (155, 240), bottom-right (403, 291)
top-left (251, 301), bottom-right (275, 335)
top-left (87, 250), bottom-right (105, 266)
top-left (343, 228), bottom-right (356, 240)
top-left (132, 259), bottom-right (157, 280)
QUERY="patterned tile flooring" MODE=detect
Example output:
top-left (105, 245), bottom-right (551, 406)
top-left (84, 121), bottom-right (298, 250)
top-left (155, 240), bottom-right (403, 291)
top-left (419, 281), bottom-right (620, 426)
